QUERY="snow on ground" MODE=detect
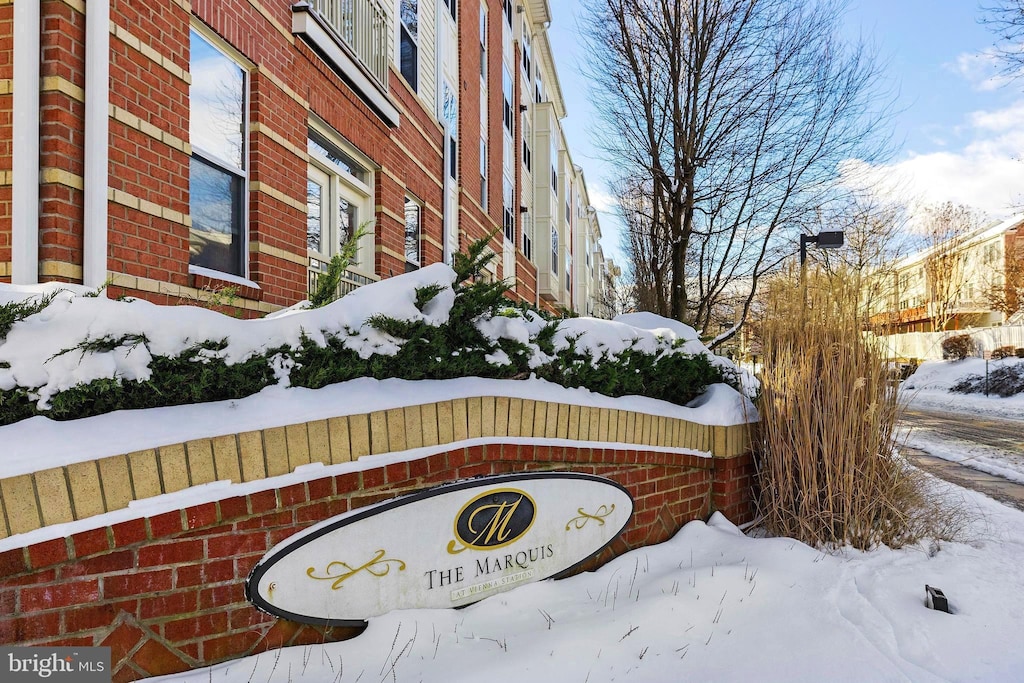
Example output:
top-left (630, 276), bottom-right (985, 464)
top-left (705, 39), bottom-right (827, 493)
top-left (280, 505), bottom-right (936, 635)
top-left (899, 358), bottom-right (1024, 483)
top-left (157, 484), bottom-right (1024, 683)
top-left (901, 358), bottom-right (1024, 421)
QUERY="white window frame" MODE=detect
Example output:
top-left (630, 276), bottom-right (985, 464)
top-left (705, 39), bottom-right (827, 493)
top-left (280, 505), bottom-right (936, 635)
top-left (307, 120), bottom-right (376, 278)
top-left (188, 26), bottom-right (252, 282)
top-left (480, 137), bottom-right (488, 209)
top-left (551, 225), bottom-right (558, 276)
top-left (502, 65), bottom-right (514, 134)
top-left (404, 195), bottom-right (422, 271)
top-left (479, 5), bottom-right (487, 80)
top-left (522, 210), bottom-right (533, 262)
top-left (399, 0), bottom-right (419, 92)
top-left (502, 176), bottom-right (515, 244)
top-left (521, 23), bottom-right (532, 77)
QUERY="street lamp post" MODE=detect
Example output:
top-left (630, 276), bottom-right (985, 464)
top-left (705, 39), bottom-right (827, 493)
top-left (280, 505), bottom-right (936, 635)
top-left (800, 231), bottom-right (845, 268)
top-left (799, 230), bottom-right (845, 310)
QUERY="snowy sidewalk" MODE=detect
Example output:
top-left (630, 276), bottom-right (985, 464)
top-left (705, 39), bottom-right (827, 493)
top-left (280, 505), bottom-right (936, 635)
top-left (903, 445), bottom-right (1024, 512)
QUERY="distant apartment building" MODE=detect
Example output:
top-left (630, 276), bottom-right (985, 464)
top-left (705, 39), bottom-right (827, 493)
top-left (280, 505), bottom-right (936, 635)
top-left (0, 0), bottom-right (609, 317)
top-left (869, 214), bottom-right (1024, 333)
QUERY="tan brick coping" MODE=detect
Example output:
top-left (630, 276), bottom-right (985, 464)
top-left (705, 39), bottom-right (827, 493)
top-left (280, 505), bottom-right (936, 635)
top-left (0, 398), bottom-right (755, 539)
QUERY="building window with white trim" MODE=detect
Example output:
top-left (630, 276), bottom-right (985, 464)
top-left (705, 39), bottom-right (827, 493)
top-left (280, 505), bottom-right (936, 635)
top-left (189, 29), bottom-right (247, 277)
top-left (521, 24), bottom-right (532, 77)
top-left (479, 6), bottom-right (487, 79)
top-left (480, 138), bottom-right (488, 209)
top-left (522, 119), bottom-right (532, 172)
top-left (551, 225), bottom-right (558, 276)
top-left (502, 177), bottom-right (515, 243)
top-left (502, 66), bottom-right (513, 134)
top-left (522, 210), bottom-right (533, 261)
top-left (400, 0), bottom-right (419, 91)
top-left (404, 196), bottom-right (421, 272)
top-left (502, 0), bottom-right (512, 27)
top-left (306, 127), bottom-right (374, 275)
top-left (444, 0), bottom-right (457, 22)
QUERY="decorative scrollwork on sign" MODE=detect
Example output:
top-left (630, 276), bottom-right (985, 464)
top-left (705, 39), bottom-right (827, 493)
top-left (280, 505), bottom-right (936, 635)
top-left (306, 549), bottom-right (406, 589)
top-left (565, 504), bottom-right (616, 531)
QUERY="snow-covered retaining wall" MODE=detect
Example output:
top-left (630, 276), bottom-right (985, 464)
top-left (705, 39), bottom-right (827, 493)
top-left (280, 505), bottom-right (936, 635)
top-left (0, 398), bottom-right (755, 680)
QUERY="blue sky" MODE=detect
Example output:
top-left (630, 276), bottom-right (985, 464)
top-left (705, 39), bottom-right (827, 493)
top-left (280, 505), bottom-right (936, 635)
top-left (547, 1), bottom-right (1024, 260)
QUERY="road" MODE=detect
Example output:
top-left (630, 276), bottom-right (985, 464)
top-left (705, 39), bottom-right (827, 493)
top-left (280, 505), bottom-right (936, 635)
top-left (901, 408), bottom-right (1024, 456)
top-left (899, 407), bottom-right (1024, 511)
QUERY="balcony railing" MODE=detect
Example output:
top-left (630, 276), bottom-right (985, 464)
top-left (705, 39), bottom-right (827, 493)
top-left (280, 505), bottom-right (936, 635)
top-left (307, 0), bottom-right (389, 89)
top-left (308, 260), bottom-right (377, 301)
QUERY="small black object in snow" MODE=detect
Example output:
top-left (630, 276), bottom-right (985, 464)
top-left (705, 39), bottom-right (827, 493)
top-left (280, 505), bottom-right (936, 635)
top-left (925, 585), bottom-right (951, 613)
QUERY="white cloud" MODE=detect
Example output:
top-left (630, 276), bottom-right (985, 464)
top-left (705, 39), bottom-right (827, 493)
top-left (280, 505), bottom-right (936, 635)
top-left (945, 49), bottom-right (1013, 92)
top-left (587, 188), bottom-right (619, 214)
top-left (844, 100), bottom-right (1024, 219)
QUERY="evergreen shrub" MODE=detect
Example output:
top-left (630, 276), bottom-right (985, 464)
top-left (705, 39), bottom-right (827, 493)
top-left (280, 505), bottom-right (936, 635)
top-left (0, 235), bottom-right (733, 426)
top-left (941, 334), bottom-right (974, 360)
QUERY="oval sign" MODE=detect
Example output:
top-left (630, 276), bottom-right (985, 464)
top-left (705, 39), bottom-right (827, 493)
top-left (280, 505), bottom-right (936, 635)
top-left (245, 472), bottom-right (633, 625)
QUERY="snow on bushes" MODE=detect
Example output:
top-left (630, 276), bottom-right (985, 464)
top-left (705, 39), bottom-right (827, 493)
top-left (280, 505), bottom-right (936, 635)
top-left (0, 257), bottom-right (750, 426)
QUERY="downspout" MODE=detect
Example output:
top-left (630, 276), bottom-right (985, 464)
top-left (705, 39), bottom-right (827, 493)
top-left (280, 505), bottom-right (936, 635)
top-left (11, 0), bottom-right (40, 284)
top-left (83, 0), bottom-right (110, 288)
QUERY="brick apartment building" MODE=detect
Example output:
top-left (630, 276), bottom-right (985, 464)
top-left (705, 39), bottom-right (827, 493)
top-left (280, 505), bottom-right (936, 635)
top-left (0, 0), bottom-right (612, 317)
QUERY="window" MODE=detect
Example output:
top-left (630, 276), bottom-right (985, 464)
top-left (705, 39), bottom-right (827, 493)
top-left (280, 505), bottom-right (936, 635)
top-left (536, 72), bottom-right (543, 104)
top-left (502, 66), bottom-right (513, 134)
top-left (400, 0), bottom-right (419, 91)
top-left (449, 136), bottom-right (457, 179)
top-left (551, 136), bottom-right (558, 193)
top-left (444, 0), bottom-right (457, 22)
top-left (189, 29), bottom-right (247, 277)
top-left (480, 138), bottom-right (488, 209)
top-left (565, 251), bottom-right (572, 292)
top-left (502, 0), bottom-right (512, 27)
top-left (551, 226), bottom-right (558, 276)
top-left (502, 177), bottom-right (515, 243)
top-left (479, 7), bottom-right (487, 79)
top-left (521, 23), bottom-right (532, 76)
top-left (306, 127), bottom-right (373, 273)
top-left (404, 196), bottom-right (421, 271)
top-left (522, 122), bottom-right (532, 172)
top-left (522, 210), bottom-right (533, 261)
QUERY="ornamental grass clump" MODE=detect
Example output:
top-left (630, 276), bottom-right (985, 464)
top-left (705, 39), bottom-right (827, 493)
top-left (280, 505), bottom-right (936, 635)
top-left (756, 271), bottom-right (961, 550)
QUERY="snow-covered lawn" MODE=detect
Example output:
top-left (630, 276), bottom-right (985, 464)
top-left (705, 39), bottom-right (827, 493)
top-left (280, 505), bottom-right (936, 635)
top-left (902, 357), bottom-right (1024, 420)
top-left (156, 485), bottom-right (1024, 683)
top-left (900, 358), bottom-right (1024, 484)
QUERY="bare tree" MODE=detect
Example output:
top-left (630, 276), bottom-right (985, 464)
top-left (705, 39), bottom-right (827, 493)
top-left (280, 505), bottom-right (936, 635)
top-left (814, 189), bottom-right (912, 331)
top-left (595, 259), bottom-right (634, 318)
top-left (981, 0), bottom-right (1024, 77)
top-left (584, 0), bottom-right (892, 346)
top-left (920, 202), bottom-right (985, 331)
top-left (982, 235), bottom-right (1024, 318)
top-left (616, 177), bottom-right (671, 314)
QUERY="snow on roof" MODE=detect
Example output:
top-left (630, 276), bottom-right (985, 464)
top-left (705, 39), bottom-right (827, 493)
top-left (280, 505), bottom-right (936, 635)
top-left (894, 213), bottom-right (1024, 271)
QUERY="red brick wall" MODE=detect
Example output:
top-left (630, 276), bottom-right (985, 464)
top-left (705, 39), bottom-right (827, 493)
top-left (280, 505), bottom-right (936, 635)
top-left (2, 2), bottom-right (552, 308)
top-left (38, 0), bottom-right (86, 281)
top-left (0, 0), bottom-right (11, 279)
top-left (107, 0), bottom-right (191, 289)
top-left (0, 442), bottom-right (753, 681)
